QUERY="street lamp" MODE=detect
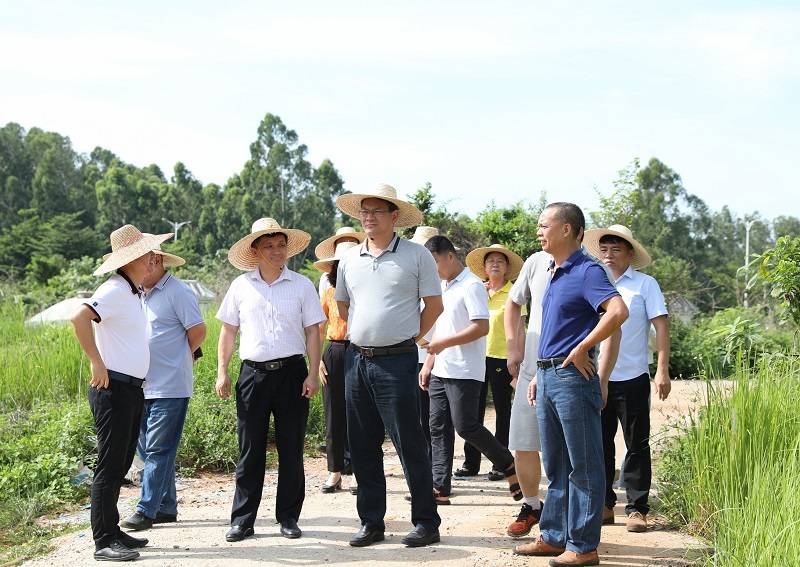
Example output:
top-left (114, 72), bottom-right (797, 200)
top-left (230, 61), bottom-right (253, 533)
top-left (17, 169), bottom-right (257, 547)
top-left (162, 218), bottom-right (192, 241)
top-left (743, 220), bottom-right (757, 308)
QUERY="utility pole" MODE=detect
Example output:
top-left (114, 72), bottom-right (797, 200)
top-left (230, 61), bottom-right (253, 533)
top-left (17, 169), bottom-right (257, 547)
top-left (162, 218), bottom-right (192, 241)
top-left (743, 220), bottom-right (756, 308)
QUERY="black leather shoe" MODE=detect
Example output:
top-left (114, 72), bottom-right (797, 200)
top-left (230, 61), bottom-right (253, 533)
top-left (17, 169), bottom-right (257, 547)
top-left (453, 467), bottom-right (478, 479)
top-left (349, 525), bottom-right (385, 547)
top-left (117, 530), bottom-right (148, 549)
top-left (120, 511), bottom-right (153, 531)
top-left (93, 540), bottom-right (140, 561)
top-left (401, 525), bottom-right (440, 547)
top-left (225, 525), bottom-right (254, 542)
top-left (154, 512), bottom-right (177, 524)
top-left (279, 518), bottom-right (302, 539)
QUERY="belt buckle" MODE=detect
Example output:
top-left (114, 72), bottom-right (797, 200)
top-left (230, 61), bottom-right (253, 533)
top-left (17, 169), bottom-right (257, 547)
top-left (361, 347), bottom-right (374, 358)
top-left (266, 361), bottom-right (281, 371)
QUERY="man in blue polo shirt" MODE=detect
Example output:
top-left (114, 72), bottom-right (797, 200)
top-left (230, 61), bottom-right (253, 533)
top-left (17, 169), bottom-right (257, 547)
top-left (513, 203), bottom-right (628, 567)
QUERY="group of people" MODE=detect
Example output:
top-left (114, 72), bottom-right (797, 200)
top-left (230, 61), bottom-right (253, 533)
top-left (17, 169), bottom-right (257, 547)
top-left (71, 183), bottom-right (671, 566)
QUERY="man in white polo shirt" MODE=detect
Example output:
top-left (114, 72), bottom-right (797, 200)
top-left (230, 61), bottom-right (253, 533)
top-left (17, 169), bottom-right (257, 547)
top-left (584, 225), bottom-right (670, 534)
top-left (420, 235), bottom-right (520, 504)
top-left (71, 225), bottom-right (172, 562)
top-left (216, 218), bottom-right (325, 543)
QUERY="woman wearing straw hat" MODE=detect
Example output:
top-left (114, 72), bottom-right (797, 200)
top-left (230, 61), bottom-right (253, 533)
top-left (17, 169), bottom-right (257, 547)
top-left (315, 240), bottom-right (360, 496)
top-left (71, 225), bottom-right (172, 561)
top-left (215, 218), bottom-right (326, 542)
top-left (314, 226), bottom-right (366, 297)
top-left (456, 244), bottom-right (526, 482)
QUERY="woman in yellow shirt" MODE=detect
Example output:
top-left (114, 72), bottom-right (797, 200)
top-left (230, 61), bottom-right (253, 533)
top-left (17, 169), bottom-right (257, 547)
top-left (456, 244), bottom-right (526, 480)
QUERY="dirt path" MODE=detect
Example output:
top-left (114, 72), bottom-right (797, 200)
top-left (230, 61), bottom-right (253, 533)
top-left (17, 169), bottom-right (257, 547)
top-left (27, 381), bottom-right (708, 566)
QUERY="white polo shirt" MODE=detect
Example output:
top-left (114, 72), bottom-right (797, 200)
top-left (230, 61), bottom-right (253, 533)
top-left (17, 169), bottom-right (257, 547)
top-left (607, 266), bottom-right (668, 382)
top-left (432, 267), bottom-right (490, 380)
top-left (508, 251), bottom-right (553, 381)
top-left (83, 273), bottom-right (150, 379)
top-left (216, 267), bottom-right (326, 362)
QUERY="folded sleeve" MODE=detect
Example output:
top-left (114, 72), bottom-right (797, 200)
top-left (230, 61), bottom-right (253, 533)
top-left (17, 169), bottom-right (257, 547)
top-left (644, 276), bottom-right (669, 320)
top-left (464, 280), bottom-right (490, 321)
top-left (215, 280), bottom-right (240, 326)
top-left (173, 282), bottom-right (204, 330)
top-left (509, 259), bottom-right (532, 306)
top-left (333, 260), bottom-right (350, 302)
top-left (583, 263), bottom-right (620, 312)
top-left (301, 278), bottom-right (327, 327)
top-left (418, 249), bottom-right (443, 298)
top-left (84, 280), bottom-right (123, 324)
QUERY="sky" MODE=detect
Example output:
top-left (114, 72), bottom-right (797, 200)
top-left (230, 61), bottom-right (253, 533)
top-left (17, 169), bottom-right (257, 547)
top-left (2, 0), bottom-right (798, 221)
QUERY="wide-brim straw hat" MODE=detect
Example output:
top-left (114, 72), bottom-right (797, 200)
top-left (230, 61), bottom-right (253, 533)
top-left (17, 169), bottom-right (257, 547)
top-left (335, 183), bottom-right (423, 228)
top-left (314, 226), bottom-right (366, 260)
top-left (102, 233), bottom-right (185, 268)
top-left (583, 224), bottom-right (652, 269)
top-left (313, 241), bottom-right (359, 273)
top-left (466, 244), bottom-right (524, 281)
top-left (228, 218), bottom-right (311, 270)
top-left (94, 225), bottom-right (173, 276)
top-left (409, 226), bottom-right (439, 245)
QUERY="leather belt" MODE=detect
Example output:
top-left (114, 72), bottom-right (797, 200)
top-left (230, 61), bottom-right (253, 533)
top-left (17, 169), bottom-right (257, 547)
top-left (108, 369), bottom-right (145, 388)
top-left (536, 357), bottom-right (568, 369)
top-left (352, 339), bottom-right (417, 358)
top-left (244, 355), bottom-right (304, 372)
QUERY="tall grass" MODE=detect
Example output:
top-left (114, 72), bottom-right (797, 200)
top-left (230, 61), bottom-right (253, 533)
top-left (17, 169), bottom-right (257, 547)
top-left (657, 353), bottom-right (800, 565)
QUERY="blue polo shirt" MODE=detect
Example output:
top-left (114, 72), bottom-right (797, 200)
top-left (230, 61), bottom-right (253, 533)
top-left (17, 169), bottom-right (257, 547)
top-left (143, 273), bottom-right (204, 399)
top-left (538, 248), bottom-right (619, 360)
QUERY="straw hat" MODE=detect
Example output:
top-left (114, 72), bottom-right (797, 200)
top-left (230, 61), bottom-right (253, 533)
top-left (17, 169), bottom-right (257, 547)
top-left (314, 226), bottom-right (366, 260)
top-left (227, 218), bottom-right (311, 271)
top-left (94, 225), bottom-right (173, 276)
top-left (102, 233), bottom-right (185, 268)
top-left (583, 224), bottom-right (652, 269)
top-left (466, 244), bottom-right (524, 281)
top-left (313, 241), bottom-right (359, 273)
top-left (409, 226), bottom-right (439, 245)
top-left (335, 183), bottom-right (423, 228)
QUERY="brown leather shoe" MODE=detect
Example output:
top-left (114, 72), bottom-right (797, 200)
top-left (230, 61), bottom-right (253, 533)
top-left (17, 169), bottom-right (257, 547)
top-left (626, 511), bottom-right (647, 532)
top-left (513, 536), bottom-right (566, 556)
top-left (548, 549), bottom-right (600, 566)
top-left (602, 505), bottom-right (614, 525)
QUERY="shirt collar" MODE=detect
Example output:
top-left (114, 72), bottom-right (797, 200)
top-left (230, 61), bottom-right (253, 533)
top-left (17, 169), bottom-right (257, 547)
top-left (248, 266), bottom-right (292, 285)
top-left (445, 267), bottom-right (470, 289)
top-left (153, 272), bottom-right (172, 290)
top-left (615, 265), bottom-right (636, 283)
top-left (116, 269), bottom-right (141, 295)
top-left (548, 248), bottom-right (584, 273)
top-left (360, 233), bottom-right (400, 256)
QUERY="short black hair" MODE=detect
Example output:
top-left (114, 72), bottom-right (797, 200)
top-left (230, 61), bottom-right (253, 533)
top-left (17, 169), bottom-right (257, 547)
top-left (425, 235), bottom-right (457, 256)
top-left (328, 260), bottom-right (340, 288)
top-left (599, 234), bottom-right (633, 250)
top-left (251, 232), bottom-right (288, 249)
top-left (544, 202), bottom-right (585, 239)
top-left (361, 198), bottom-right (399, 212)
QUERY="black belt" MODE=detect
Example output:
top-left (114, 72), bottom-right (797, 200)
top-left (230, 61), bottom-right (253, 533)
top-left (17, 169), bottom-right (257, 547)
top-left (244, 355), bottom-right (304, 372)
top-left (537, 357), bottom-right (568, 369)
top-left (351, 339), bottom-right (416, 358)
top-left (108, 369), bottom-right (145, 388)
top-left (328, 339), bottom-right (350, 344)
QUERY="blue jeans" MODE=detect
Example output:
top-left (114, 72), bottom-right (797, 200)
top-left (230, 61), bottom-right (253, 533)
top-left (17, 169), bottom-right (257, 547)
top-left (136, 398), bottom-right (190, 519)
top-left (537, 365), bottom-right (605, 553)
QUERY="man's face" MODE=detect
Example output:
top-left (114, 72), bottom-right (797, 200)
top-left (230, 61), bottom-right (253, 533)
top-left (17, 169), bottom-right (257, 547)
top-left (598, 240), bottom-right (634, 272)
top-left (431, 251), bottom-right (455, 280)
top-left (124, 251), bottom-right (155, 285)
top-left (142, 253), bottom-right (165, 287)
top-left (484, 252), bottom-right (509, 280)
top-left (537, 208), bottom-right (568, 253)
top-left (253, 233), bottom-right (289, 268)
top-left (359, 198), bottom-right (398, 236)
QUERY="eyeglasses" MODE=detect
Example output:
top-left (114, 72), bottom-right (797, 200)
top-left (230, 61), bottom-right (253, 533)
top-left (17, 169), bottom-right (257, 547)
top-left (358, 208), bottom-right (390, 219)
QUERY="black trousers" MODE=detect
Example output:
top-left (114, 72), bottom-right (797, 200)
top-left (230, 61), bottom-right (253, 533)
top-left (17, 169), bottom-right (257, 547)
top-left (417, 363), bottom-right (432, 461)
top-left (429, 375), bottom-right (514, 496)
top-left (88, 379), bottom-right (144, 549)
top-left (322, 341), bottom-right (351, 473)
top-left (601, 373), bottom-right (652, 515)
top-left (463, 357), bottom-right (513, 472)
top-left (231, 359), bottom-right (309, 528)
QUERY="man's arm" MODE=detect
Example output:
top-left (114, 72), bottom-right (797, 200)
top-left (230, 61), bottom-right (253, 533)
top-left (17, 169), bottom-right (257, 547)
top-left (419, 352), bottom-right (435, 391)
top-left (563, 295), bottom-right (628, 378)
top-left (651, 315), bottom-right (671, 400)
top-left (336, 300), bottom-right (349, 322)
top-left (597, 327), bottom-right (621, 407)
top-left (426, 319), bottom-right (489, 355)
top-left (71, 305), bottom-right (109, 389)
top-left (187, 322), bottom-right (207, 353)
top-left (302, 324), bottom-right (322, 398)
top-left (417, 295), bottom-right (443, 342)
top-left (215, 322), bottom-right (238, 398)
top-left (504, 299), bottom-right (524, 378)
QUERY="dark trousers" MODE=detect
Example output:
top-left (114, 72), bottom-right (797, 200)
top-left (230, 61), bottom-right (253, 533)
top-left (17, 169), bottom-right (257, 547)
top-left (345, 346), bottom-right (440, 531)
top-left (322, 341), bottom-right (351, 474)
top-left (463, 357), bottom-right (513, 472)
top-left (231, 359), bottom-right (309, 528)
top-left (88, 379), bottom-right (144, 549)
top-left (601, 373), bottom-right (651, 515)
top-left (429, 375), bottom-right (514, 496)
top-left (417, 363), bottom-right (432, 461)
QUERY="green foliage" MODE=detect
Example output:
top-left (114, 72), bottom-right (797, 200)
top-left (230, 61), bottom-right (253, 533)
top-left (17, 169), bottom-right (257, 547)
top-left (759, 235), bottom-right (800, 326)
top-left (656, 354), bottom-right (800, 565)
top-left (474, 198), bottom-right (545, 259)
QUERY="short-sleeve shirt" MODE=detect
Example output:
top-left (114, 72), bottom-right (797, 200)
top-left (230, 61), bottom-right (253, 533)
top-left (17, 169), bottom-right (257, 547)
top-left (321, 286), bottom-right (347, 341)
top-left (334, 234), bottom-right (441, 346)
top-left (486, 280), bottom-right (527, 360)
top-left (143, 273), bottom-right (204, 399)
top-left (83, 273), bottom-right (149, 379)
top-left (216, 267), bottom-right (326, 362)
top-left (509, 251), bottom-right (553, 380)
top-left (432, 268), bottom-right (490, 380)
top-left (606, 266), bottom-right (668, 381)
top-left (539, 248), bottom-right (620, 360)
